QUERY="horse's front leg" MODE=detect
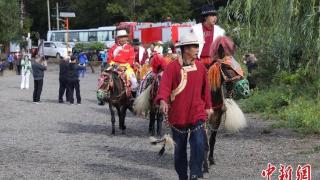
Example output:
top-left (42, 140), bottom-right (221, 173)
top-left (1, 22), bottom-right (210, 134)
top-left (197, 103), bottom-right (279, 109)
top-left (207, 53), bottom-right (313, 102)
top-left (119, 106), bottom-right (127, 134)
top-left (149, 106), bottom-right (156, 136)
top-left (109, 103), bottom-right (116, 135)
top-left (156, 108), bottom-right (163, 137)
top-left (203, 129), bottom-right (210, 173)
top-left (208, 108), bottom-right (223, 165)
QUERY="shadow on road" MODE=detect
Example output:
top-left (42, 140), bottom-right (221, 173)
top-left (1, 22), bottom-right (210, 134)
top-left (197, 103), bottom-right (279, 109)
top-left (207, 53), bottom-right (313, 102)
top-left (58, 121), bottom-right (150, 138)
top-left (85, 163), bottom-right (163, 180)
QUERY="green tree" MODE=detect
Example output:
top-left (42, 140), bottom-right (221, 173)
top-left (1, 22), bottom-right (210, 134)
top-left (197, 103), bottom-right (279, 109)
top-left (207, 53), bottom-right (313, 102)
top-left (106, 0), bottom-right (192, 22)
top-left (0, 0), bottom-right (21, 43)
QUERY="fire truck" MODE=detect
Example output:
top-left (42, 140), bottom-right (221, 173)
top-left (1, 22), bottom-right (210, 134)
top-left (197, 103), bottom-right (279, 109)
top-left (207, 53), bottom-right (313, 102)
top-left (117, 21), bottom-right (196, 45)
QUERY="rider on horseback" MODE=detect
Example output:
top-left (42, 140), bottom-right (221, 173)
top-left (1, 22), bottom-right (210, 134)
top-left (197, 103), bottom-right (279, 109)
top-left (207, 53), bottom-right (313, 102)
top-left (107, 29), bottom-right (138, 97)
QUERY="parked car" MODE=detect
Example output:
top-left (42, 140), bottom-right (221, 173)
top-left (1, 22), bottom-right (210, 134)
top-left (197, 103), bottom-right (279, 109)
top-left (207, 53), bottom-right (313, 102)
top-left (43, 41), bottom-right (69, 59)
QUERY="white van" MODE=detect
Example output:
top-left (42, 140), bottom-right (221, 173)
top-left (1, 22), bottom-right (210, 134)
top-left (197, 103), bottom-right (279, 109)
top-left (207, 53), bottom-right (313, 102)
top-left (43, 41), bottom-right (69, 59)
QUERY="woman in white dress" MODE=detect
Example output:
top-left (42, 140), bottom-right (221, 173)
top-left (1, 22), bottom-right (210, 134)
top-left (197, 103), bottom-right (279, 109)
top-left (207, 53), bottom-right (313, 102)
top-left (20, 55), bottom-right (32, 89)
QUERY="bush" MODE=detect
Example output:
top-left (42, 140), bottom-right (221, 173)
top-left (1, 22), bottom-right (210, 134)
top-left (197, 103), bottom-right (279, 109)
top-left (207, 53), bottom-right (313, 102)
top-left (238, 85), bottom-right (320, 134)
top-left (278, 98), bottom-right (320, 134)
top-left (238, 85), bottom-right (291, 114)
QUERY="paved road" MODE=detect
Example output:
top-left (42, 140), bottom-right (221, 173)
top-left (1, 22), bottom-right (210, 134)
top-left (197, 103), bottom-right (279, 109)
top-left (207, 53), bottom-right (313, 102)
top-left (0, 64), bottom-right (319, 180)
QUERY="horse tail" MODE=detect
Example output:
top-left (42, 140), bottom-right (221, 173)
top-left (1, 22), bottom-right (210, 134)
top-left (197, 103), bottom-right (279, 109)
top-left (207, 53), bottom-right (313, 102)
top-left (150, 134), bottom-right (175, 156)
top-left (224, 98), bottom-right (247, 133)
top-left (208, 62), bottom-right (221, 91)
top-left (133, 85), bottom-right (152, 115)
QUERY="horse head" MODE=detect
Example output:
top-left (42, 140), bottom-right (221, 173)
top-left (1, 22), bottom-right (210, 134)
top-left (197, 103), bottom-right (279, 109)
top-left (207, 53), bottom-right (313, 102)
top-left (97, 72), bottom-right (114, 101)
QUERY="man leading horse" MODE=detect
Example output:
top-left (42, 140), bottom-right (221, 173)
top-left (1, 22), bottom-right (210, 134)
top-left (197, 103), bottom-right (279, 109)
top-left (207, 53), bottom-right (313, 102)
top-left (156, 31), bottom-right (213, 180)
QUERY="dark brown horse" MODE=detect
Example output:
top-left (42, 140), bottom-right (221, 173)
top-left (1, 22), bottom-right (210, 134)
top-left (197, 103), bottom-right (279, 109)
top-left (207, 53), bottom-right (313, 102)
top-left (134, 53), bottom-right (173, 137)
top-left (97, 67), bottom-right (132, 135)
top-left (203, 41), bottom-right (247, 172)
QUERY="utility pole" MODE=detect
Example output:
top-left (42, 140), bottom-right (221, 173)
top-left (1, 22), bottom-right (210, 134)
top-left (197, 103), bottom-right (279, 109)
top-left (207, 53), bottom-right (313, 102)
top-left (47, 0), bottom-right (51, 31)
top-left (56, 2), bottom-right (59, 30)
top-left (20, 0), bottom-right (24, 29)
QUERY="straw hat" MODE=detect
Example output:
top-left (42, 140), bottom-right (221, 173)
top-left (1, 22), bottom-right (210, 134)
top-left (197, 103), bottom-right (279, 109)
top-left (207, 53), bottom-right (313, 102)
top-left (116, 30), bottom-right (129, 37)
top-left (176, 30), bottom-right (201, 47)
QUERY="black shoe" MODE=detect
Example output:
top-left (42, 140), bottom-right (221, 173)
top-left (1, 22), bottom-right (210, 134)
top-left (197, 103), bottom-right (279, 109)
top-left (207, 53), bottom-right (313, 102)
top-left (190, 175), bottom-right (198, 180)
top-left (98, 101), bottom-right (105, 106)
top-left (59, 100), bottom-right (63, 103)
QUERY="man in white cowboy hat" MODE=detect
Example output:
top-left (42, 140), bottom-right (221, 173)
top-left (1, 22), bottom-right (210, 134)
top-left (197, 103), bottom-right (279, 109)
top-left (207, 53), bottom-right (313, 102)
top-left (156, 30), bottom-right (213, 180)
top-left (107, 29), bottom-right (138, 94)
top-left (192, 4), bottom-right (225, 68)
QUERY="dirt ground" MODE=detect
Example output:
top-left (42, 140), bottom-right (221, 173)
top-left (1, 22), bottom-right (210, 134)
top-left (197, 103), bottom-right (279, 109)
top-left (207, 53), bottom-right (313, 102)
top-left (0, 63), bottom-right (319, 180)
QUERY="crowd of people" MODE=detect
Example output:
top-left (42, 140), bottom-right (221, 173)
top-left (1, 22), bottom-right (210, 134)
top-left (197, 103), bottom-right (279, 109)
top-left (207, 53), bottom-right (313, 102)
top-left (0, 3), bottom-right (259, 180)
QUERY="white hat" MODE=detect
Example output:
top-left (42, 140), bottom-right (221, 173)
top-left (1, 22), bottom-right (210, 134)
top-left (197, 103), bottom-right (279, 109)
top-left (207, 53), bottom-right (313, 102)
top-left (116, 30), bottom-right (129, 37)
top-left (176, 30), bottom-right (200, 47)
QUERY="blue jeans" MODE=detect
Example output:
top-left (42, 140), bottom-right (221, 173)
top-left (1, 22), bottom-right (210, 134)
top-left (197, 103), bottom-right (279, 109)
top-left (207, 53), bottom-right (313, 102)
top-left (78, 68), bottom-right (86, 78)
top-left (172, 120), bottom-right (206, 180)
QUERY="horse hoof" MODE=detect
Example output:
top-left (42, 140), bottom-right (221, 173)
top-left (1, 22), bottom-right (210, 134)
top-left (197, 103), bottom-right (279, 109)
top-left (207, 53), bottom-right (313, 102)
top-left (209, 158), bottom-right (215, 165)
top-left (203, 167), bottom-right (209, 173)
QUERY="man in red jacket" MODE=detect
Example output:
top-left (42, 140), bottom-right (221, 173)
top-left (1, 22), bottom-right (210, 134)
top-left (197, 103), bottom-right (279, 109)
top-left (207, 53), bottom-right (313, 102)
top-left (156, 31), bottom-right (213, 180)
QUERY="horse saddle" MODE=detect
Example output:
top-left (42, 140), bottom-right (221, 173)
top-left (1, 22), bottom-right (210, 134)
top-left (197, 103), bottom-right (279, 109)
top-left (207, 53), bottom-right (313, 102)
top-left (105, 65), bottom-right (132, 97)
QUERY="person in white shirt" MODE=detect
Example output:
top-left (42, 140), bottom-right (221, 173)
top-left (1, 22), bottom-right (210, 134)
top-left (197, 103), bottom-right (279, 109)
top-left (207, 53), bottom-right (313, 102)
top-left (20, 55), bottom-right (32, 89)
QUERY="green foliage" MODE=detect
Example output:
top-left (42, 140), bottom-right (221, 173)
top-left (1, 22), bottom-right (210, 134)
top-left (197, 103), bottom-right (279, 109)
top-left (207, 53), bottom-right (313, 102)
top-left (106, 0), bottom-right (192, 22)
top-left (278, 98), bottom-right (320, 134)
top-left (220, 0), bottom-right (320, 76)
top-left (75, 42), bottom-right (105, 51)
top-left (0, 0), bottom-right (21, 43)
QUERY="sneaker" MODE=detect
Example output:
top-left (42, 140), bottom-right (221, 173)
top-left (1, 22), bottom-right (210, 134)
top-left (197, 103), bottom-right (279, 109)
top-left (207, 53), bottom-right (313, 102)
top-left (70, 103), bottom-right (75, 105)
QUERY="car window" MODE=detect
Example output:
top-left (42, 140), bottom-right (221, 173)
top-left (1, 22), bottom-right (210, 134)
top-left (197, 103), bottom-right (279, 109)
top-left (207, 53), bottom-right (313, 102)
top-left (55, 43), bottom-right (67, 48)
top-left (44, 43), bottom-right (51, 47)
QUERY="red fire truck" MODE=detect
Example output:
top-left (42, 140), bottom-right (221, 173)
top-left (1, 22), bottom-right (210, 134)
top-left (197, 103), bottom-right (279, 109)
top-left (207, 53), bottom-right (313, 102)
top-left (117, 21), bottom-right (196, 45)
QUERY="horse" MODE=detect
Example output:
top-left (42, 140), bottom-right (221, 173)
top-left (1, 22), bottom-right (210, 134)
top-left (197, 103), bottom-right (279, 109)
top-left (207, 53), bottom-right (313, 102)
top-left (134, 53), bottom-right (173, 137)
top-left (203, 39), bottom-right (249, 172)
top-left (97, 66), bottom-right (133, 135)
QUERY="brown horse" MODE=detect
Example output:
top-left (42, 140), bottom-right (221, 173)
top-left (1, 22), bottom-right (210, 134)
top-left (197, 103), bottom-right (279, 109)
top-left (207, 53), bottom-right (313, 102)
top-left (97, 67), bottom-right (132, 135)
top-left (134, 54), bottom-right (173, 136)
top-left (136, 71), bottom-right (163, 136)
top-left (203, 41), bottom-right (247, 172)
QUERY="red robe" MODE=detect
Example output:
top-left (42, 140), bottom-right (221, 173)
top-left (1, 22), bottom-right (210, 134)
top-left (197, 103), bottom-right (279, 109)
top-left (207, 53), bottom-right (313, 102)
top-left (155, 60), bottom-right (212, 128)
top-left (108, 43), bottom-right (135, 66)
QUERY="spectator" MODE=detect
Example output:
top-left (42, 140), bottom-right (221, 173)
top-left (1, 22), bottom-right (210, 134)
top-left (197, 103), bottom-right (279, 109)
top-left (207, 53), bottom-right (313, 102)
top-left (32, 56), bottom-right (47, 104)
top-left (67, 56), bottom-right (85, 105)
top-left (0, 59), bottom-right (6, 76)
top-left (15, 51), bottom-right (22, 75)
top-left (20, 55), bottom-right (32, 89)
top-left (100, 50), bottom-right (108, 72)
top-left (58, 56), bottom-right (70, 103)
top-left (78, 52), bottom-right (88, 78)
top-left (7, 53), bottom-right (14, 70)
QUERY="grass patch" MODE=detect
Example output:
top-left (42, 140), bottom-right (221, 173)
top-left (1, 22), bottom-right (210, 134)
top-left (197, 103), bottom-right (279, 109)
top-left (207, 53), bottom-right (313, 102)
top-left (238, 85), bottom-right (320, 134)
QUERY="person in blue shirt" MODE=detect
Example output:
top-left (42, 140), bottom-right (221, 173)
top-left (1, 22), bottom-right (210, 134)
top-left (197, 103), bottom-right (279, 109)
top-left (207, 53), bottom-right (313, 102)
top-left (7, 53), bottom-right (14, 70)
top-left (78, 52), bottom-right (88, 78)
top-left (100, 50), bottom-right (108, 72)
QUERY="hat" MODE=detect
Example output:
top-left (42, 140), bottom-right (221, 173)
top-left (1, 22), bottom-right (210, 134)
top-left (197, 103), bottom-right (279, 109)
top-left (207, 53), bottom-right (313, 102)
top-left (132, 38), bottom-right (141, 45)
top-left (176, 30), bottom-right (201, 47)
top-left (201, 4), bottom-right (218, 16)
top-left (116, 29), bottom-right (129, 37)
